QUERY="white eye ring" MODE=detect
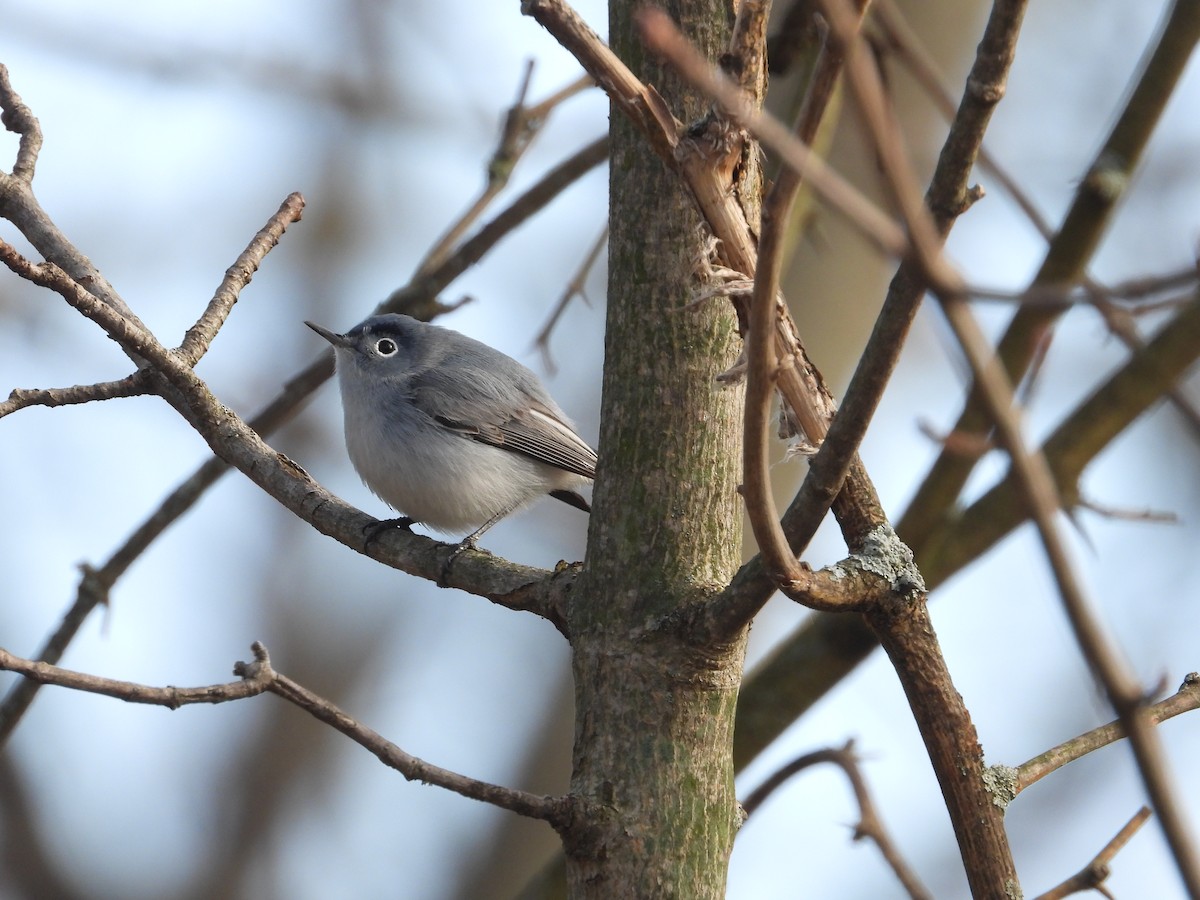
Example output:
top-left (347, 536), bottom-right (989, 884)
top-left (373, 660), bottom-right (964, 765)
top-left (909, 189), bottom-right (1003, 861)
top-left (375, 338), bottom-right (398, 357)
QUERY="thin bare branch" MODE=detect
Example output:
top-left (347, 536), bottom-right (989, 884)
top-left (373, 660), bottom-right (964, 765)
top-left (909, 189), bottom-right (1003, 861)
top-left (742, 741), bottom-right (932, 900)
top-left (0, 239), bottom-right (568, 616)
top-left (0, 643), bottom-right (272, 705)
top-left (736, 0), bottom-right (885, 612)
top-left (637, 8), bottom-right (910, 260)
top-left (178, 191), bottom-right (306, 366)
top-left (0, 63), bottom-right (42, 181)
top-left (384, 135), bottom-right (608, 312)
top-left (936, 288), bottom-right (1200, 894)
top-left (1099, 266), bottom-right (1200, 303)
top-left (0, 68), bottom-right (143, 330)
top-left (268, 659), bottom-right (572, 825)
top-left (1033, 808), bottom-right (1153, 900)
top-left (533, 223), bottom-right (607, 373)
top-left (722, 0), bottom-right (1029, 756)
top-left (872, 0), bottom-right (1200, 442)
top-left (522, 0), bottom-right (682, 163)
top-left (964, 274), bottom-right (1200, 307)
top-left (415, 68), bottom-right (593, 276)
top-left (741, 161), bottom-right (828, 597)
top-left (0, 373), bottom-right (149, 418)
top-left (523, 72), bottom-right (595, 121)
top-left (899, 0), bottom-right (1200, 560)
top-left (0, 643), bottom-right (572, 826)
top-left (1076, 496), bottom-right (1178, 525)
top-left (1017, 673), bottom-right (1200, 795)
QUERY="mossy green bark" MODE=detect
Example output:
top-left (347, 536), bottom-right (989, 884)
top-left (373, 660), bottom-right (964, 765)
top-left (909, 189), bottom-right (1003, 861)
top-left (564, 1), bottom-right (754, 896)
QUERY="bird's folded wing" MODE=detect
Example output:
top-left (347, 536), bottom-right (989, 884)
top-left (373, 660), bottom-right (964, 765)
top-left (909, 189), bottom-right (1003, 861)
top-left (410, 367), bottom-right (597, 479)
top-left (493, 408), bottom-right (597, 478)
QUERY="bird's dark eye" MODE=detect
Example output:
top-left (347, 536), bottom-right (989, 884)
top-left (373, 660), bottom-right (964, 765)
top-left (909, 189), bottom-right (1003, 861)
top-left (375, 338), bottom-right (398, 357)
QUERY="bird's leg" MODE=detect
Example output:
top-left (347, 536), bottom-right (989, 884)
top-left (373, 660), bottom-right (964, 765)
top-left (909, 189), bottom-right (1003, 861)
top-left (437, 506), bottom-right (515, 585)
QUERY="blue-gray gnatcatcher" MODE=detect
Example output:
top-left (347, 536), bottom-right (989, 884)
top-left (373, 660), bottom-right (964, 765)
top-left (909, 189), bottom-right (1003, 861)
top-left (306, 314), bottom-right (596, 547)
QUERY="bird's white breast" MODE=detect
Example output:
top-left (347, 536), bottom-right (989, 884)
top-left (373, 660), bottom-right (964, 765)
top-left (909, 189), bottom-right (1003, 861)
top-left (340, 380), bottom-right (583, 533)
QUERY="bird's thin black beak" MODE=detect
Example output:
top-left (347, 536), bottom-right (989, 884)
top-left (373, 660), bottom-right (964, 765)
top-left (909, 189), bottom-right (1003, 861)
top-left (305, 321), bottom-right (352, 348)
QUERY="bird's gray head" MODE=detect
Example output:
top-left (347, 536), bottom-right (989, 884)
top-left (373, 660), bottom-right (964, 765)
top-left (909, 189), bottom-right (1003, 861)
top-left (305, 314), bottom-right (432, 380)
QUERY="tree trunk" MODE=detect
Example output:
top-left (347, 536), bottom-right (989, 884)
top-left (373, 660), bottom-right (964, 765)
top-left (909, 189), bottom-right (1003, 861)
top-left (563, 1), bottom-right (752, 895)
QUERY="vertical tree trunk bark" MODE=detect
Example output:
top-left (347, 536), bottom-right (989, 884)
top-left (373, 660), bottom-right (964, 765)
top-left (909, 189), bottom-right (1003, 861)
top-left (563, 1), bottom-right (754, 895)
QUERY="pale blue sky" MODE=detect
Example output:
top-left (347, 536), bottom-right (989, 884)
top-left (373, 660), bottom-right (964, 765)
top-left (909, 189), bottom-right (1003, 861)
top-left (2, 2), bottom-right (1198, 898)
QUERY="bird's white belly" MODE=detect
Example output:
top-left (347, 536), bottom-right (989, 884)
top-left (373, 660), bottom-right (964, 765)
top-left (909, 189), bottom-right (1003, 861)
top-left (344, 411), bottom-right (579, 533)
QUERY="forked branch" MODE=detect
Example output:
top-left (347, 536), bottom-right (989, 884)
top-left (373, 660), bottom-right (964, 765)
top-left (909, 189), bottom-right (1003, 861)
top-left (0, 644), bottom-right (572, 826)
top-left (1033, 808), bottom-right (1152, 900)
top-left (742, 740), bottom-right (932, 900)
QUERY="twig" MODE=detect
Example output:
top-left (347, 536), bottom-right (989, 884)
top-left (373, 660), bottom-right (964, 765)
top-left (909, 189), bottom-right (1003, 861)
top-left (736, 0), bottom-right (878, 611)
top-left (899, 0), bottom-right (1200, 561)
top-left (1033, 807), bottom-right (1152, 900)
top-left (922, 286), bottom-right (1200, 592)
top-left (383, 136), bottom-right (608, 311)
top-left (1099, 266), bottom-right (1200, 302)
top-left (415, 68), bottom-right (592, 276)
top-left (721, 0), bottom-right (1024, 777)
top-left (872, 0), bottom-right (1200, 441)
top-left (0, 373), bottom-right (149, 419)
top-left (938, 273), bottom-right (1200, 896)
top-left (1016, 673), bottom-right (1200, 795)
top-left (522, 0), bottom-right (682, 162)
top-left (0, 643), bottom-right (272, 706)
top-left (739, 4), bottom-right (849, 608)
top-left (0, 65), bottom-right (142, 330)
top-left (178, 191), bottom-right (306, 365)
top-left (1076, 496), bottom-right (1177, 525)
top-left (0, 643), bottom-right (572, 826)
top-left (742, 740), bottom-right (932, 900)
top-left (636, 8), bottom-right (909, 260)
top-left (0, 63), bottom-right (42, 181)
top-left (533, 223), bottom-right (607, 373)
top-left (965, 277), bottom-right (1200, 307)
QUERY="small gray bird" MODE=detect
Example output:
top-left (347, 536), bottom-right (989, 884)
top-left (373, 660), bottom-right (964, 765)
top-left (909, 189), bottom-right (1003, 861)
top-left (306, 314), bottom-right (596, 547)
